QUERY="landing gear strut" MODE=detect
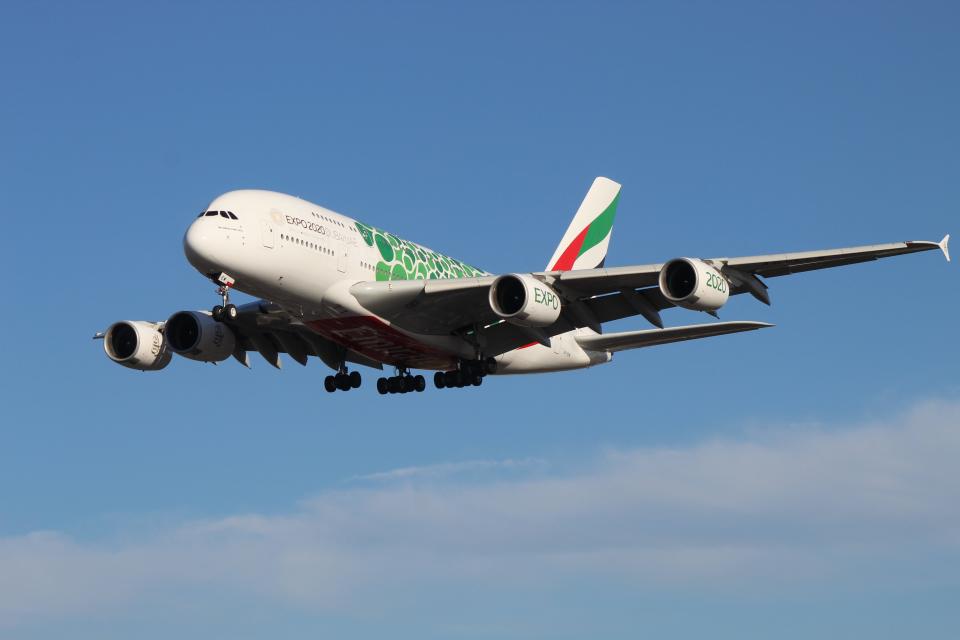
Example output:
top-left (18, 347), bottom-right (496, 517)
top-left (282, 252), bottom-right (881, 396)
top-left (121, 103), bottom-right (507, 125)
top-left (211, 273), bottom-right (238, 322)
top-left (325, 364), bottom-right (362, 393)
top-left (434, 357), bottom-right (496, 390)
top-left (376, 367), bottom-right (426, 395)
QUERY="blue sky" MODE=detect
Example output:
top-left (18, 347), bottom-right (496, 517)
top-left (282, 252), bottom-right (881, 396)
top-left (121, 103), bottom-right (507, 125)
top-left (0, 1), bottom-right (957, 638)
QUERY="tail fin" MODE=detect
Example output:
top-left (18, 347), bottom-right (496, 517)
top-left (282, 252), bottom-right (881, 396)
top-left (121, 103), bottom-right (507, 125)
top-left (546, 177), bottom-right (621, 271)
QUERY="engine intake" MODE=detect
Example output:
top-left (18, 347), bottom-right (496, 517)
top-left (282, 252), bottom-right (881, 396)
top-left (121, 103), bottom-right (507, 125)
top-left (489, 274), bottom-right (562, 327)
top-left (103, 321), bottom-right (172, 371)
top-left (165, 311), bottom-right (236, 362)
top-left (658, 258), bottom-right (730, 311)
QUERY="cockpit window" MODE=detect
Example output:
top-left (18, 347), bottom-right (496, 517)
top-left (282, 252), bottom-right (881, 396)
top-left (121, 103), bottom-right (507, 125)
top-left (198, 210), bottom-right (239, 219)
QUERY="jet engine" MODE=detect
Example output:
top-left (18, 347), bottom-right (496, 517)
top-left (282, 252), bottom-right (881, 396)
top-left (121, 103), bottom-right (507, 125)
top-left (488, 274), bottom-right (562, 327)
top-left (103, 321), bottom-right (172, 371)
top-left (164, 311), bottom-right (236, 362)
top-left (658, 258), bottom-right (730, 312)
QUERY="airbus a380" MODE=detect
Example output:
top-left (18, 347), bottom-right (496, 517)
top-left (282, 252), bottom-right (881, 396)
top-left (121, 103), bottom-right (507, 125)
top-left (97, 177), bottom-right (950, 394)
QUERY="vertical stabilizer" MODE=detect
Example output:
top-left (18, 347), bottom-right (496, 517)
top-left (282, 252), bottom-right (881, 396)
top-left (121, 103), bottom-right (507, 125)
top-left (546, 177), bottom-right (621, 271)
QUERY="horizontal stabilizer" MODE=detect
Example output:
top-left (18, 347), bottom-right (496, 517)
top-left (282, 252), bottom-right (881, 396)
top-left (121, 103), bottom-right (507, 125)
top-left (575, 321), bottom-right (773, 353)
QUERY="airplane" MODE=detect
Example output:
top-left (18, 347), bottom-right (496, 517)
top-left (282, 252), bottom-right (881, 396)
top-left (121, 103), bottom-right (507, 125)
top-left (96, 177), bottom-right (950, 395)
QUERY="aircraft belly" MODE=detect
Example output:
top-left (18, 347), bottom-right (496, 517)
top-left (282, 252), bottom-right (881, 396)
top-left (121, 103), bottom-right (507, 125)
top-left (306, 316), bottom-right (459, 370)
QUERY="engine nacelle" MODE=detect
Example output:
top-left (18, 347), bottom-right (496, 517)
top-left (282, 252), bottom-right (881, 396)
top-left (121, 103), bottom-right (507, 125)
top-left (103, 321), bottom-right (172, 371)
top-left (164, 311), bottom-right (236, 362)
top-left (658, 258), bottom-right (730, 311)
top-left (488, 274), bottom-right (563, 327)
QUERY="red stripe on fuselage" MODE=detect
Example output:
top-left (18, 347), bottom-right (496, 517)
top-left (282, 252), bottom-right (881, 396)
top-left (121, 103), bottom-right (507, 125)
top-left (306, 316), bottom-right (457, 371)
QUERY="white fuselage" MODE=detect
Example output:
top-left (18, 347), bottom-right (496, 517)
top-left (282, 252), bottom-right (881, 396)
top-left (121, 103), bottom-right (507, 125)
top-left (183, 190), bottom-right (609, 373)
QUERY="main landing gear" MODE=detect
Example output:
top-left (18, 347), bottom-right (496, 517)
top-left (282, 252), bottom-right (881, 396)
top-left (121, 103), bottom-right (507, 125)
top-left (210, 273), bottom-right (238, 322)
top-left (376, 368), bottom-right (426, 395)
top-left (434, 358), bottom-right (496, 390)
top-left (325, 367), bottom-right (361, 393)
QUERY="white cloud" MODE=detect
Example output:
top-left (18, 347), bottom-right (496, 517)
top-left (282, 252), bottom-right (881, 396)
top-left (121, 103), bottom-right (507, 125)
top-left (2, 399), bottom-right (959, 626)
top-left (348, 456), bottom-right (545, 482)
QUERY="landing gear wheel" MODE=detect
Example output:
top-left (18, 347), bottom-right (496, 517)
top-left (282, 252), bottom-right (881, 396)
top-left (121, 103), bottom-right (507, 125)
top-left (377, 378), bottom-right (388, 394)
top-left (434, 372), bottom-right (445, 389)
top-left (324, 376), bottom-right (337, 393)
top-left (223, 304), bottom-right (238, 321)
top-left (349, 371), bottom-right (362, 389)
top-left (443, 371), bottom-right (457, 388)
top-left (485, 357), bottom-right (497, 375)
top-left (335, 372), bottom-right (351, 391)
top-left (212, 305), bottom-right (225, 322)
top-left (472, 375), bottom-right (483, 386)
top-left (414, 375), bottom-right (426, 392)
top-left (388, 377), bottom-right (402, 394)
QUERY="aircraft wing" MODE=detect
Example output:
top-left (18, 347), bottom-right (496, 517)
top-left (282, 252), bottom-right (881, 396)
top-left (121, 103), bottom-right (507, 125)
top-left (218, 300), bottom-right (384, 370)
top-left (348, 235), bottom-right (948, 356)
top-left (574, 321), bottom-right (773, 353)
top-left (542, 235), bottom-right (950, 298)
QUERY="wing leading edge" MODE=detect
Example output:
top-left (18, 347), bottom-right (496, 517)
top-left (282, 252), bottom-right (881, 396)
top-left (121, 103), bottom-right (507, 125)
top-left (541, 235), bottom-right (951, 297)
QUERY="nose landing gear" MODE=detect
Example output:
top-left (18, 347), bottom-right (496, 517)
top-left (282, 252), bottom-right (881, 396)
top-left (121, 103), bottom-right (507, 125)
top-left (210, 273), bottom-right (238, 322)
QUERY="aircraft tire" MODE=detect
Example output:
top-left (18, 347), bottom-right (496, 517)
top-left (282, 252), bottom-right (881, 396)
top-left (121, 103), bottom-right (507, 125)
top-left (324, 375), bottom-right (337, 393)
top-left (224, 304), bottom-right (238, 321)
top-left (212, 305), bottom-right (224, 322)
top-left (434, 372), bottom-right (445, 389)
top-left (414, 375), bottom-right (426, 392)
top-left (349, 371), bottom-right (362, 389)
top-left (376, 377), bottom-right (388, 394)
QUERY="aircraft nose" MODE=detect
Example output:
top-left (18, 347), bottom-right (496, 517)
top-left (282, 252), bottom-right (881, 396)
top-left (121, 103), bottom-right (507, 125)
top-left (183, 218), bottom-right (218, 270)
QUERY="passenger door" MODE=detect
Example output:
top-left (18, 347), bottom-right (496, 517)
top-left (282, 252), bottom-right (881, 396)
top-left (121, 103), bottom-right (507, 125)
top-left (261, 219), bottom-right (275, 248)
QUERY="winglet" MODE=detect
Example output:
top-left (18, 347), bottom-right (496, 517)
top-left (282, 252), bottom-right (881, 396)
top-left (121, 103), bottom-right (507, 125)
top-left (940, 234), bottom-right (950, 262)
